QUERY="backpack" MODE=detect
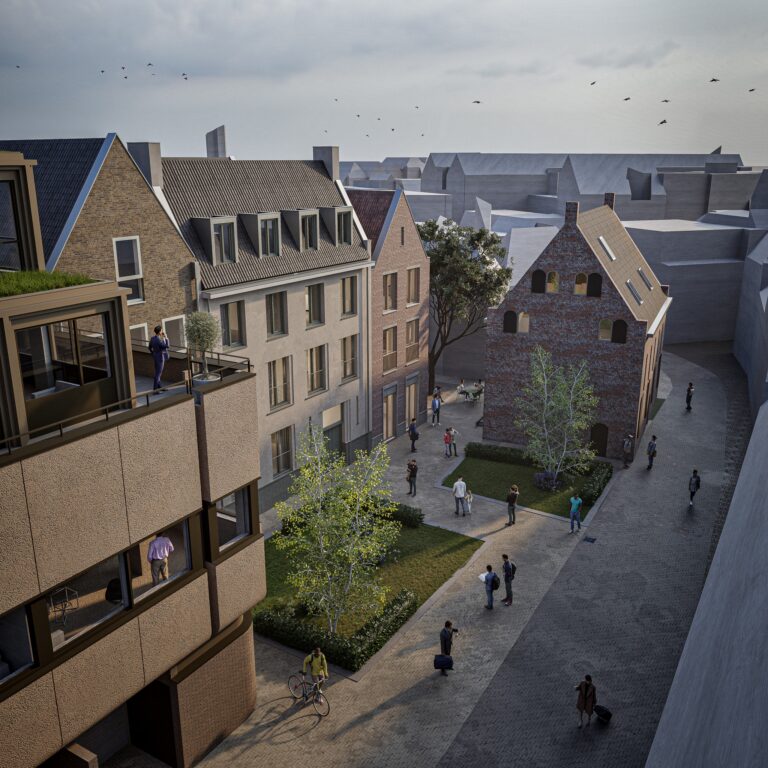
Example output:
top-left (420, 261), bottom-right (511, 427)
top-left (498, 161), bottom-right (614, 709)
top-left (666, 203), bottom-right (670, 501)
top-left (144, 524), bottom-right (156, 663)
top-left (509, 562), bottom-right (517, 579)
top-left (491, 573), bottom-right (500, 591)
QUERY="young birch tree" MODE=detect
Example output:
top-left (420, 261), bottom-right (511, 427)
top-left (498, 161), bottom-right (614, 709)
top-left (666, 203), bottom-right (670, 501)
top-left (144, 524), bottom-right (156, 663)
top-left (515, 345), bottom-right (598, 482)
top-left (273, 426), bottom-right (400, 634)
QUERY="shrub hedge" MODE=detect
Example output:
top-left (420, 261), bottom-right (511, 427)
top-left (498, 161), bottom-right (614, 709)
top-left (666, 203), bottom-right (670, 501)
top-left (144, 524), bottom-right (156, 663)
top-left (581, 461), bottom-right (613, 505)
top-left (463, 442), bottom-right (534, 466)
top-left (391, 503), bottom-right (424, 528)
top-left (252, 589), bottom-right (418, 672)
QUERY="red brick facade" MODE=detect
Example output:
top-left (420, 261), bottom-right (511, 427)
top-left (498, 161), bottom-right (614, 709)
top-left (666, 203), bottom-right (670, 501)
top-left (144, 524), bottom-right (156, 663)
top-left (484, 207), bottom-right (665, 459)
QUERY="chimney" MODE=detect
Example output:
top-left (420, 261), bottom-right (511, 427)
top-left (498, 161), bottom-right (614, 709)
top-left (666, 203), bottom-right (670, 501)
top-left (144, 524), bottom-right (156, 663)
top-left (127, 142), bottom-right (163, 188)
top-left (604, 192), bottom-right (616, 210)
top-left (564, 201), bottom-right (579, 224)
top-left (206, 125), bottom-right (227, 158)
top-left (313, 146), bottom-right (340, 181)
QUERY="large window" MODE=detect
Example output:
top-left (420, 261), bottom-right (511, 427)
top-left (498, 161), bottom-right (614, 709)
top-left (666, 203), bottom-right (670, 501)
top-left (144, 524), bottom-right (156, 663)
top-left (260, 216), bottom-right (279, 257)
top-left (266, 291), bottom-right (288, 336)
top-left (113, 237), bottom-right (144, 303)
top-left (383, 273), bottom-right (398, 311)
top-left (221, 301), bottom-right (245, 348)
top-left (337, 210), bottom-right (353, 245)
top-left (16, 314), bottom-right (111, 400)
top-left (587, 273), bottom-right (603, 297)
top-left (306, 284), bottom-right (325, 326)
top-left (268, 356), bottom-right (292, 408)
top-left (307, 345), bottom-right (327, 393)
top-left (341, 275), bottom-right (357, 317)
top-left (406, 380), bottom-right (419, 422)
top-left (271, 426), bottom-right (293, 476)
top-left (300, 213), bottom-right (318, 251)
top-left (546, 271), bottom-right (559, 293)
top-left (407, 267), bottom-right (420, 305)
top-left (574, 273), bottom-right (587, 296)
top-left (130, 324), bottom-right (148, 343)
top-left (383, 389), bottom-right (397, 440)
top-left (0, 606), bottom-right (34, 682)
top-left (214, 488), bottom-right (252, 551)
top-left (0, 180), bottom-right (21, 271)
top-left (213, 221), bottom-right (236, 264)
top-left (383, 327), bottom-right (397, 372)
top-left (162, 316), bottom-right (185, 348)
top-left (341, 334), bottom-right (358, 379)
top-left (531, 269), bottom-right (546, 294)
top-left (406, 319), bottom-right (419, 363)
top-left (130, 519), bottom-right (191, 603)
top-left (598, 319), bottom-right (613, 341)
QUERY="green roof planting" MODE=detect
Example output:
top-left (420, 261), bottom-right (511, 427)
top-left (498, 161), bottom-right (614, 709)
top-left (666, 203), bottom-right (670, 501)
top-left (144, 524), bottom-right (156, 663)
top-left (0, 271), bottom-right (95, 297)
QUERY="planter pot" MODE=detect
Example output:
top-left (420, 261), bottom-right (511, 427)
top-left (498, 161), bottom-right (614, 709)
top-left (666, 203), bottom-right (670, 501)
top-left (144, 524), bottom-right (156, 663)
top-left (192, 372), bottom-right (221, 403)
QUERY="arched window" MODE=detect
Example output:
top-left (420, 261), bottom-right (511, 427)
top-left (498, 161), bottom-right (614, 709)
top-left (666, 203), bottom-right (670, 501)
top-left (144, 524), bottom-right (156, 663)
top-left (574, 273), bottom-right (587, 295)
top-left (531, 269), bottom-right (546, 294)
top-left (598, 319), bottom-right (612, 341)
top-left (587, 273), bottom-right (602, 297)
top-left (546, 271), bottom-right (559, 293)
top-left (518, 312), bottom-right (530, 333)
top-left (611, 319), bottom-right (627, 344)
top-left (503, 311), bottom-right (517, 333)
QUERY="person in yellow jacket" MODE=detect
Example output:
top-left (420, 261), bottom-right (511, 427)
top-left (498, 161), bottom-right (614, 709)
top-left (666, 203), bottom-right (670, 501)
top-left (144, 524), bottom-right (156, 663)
top-left (302, 647), bottom-right (329, 690)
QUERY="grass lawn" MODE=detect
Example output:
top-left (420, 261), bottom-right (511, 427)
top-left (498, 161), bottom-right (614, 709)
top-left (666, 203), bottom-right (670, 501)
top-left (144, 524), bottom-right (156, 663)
top-left (254, 524), bottom-right (483, 636)
top-left (443, 457), bottom-right (595, 518)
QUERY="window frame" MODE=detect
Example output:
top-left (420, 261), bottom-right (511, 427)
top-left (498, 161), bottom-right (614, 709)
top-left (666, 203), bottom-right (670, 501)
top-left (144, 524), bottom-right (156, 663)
top-left (341, 333), bottom-right (358, 380)
top-left (258, 213), bottom-right (281, 258)
top-left (383, 272), bottom-right (398, 312)
top-left (341, 275), bottom-right (358, 317)
top-left (220, 300), bottom-right (246, 349)
top-left (382, 325), bottom-right (398, 373)
top-left (267, 355), bottom-right (292, 410)
top-left (162, 315), bottom-right (186, 348)
top-left (212, 219), bottom-right (237, 264)
top-left (305, 283), bottom-right (325, 327)
top-left (271, 425), bottom-right (294, 477)
top-left (405, 318), bottom-right (419, 363)
top-left (406, 267), bottom-right (420, 306)
top-left (300, 212), bottom-right (319, 251)
top-left (129, 323), bottom-right (149, 343)
top-left (574, 273), bottom-right (588, 296)
top-left (306, 344), bottom-right (327, 394)
top-left (545, 271), bottom-right (559, 293)
top-left (336, 209), bottom-right (353, 246)
top-left (266, 291), bottom-right (288, 337)
top-left (598, 319), bottom-right (613, 341)
top-left (531, 269), bottom-right (546, 294)
top-left (112, 236), bottom-right (144, 305)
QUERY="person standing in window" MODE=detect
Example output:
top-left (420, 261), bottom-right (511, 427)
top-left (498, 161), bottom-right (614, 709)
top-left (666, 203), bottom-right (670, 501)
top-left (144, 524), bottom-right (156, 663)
top-left (149, 325), bottom-right (170, 391)
top-left (148, 531), bottom-right (175, 585)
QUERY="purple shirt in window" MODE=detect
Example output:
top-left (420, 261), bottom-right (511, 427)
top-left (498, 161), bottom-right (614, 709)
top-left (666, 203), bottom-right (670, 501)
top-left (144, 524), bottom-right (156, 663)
top-left (147, 536), bottom-right (174, 562)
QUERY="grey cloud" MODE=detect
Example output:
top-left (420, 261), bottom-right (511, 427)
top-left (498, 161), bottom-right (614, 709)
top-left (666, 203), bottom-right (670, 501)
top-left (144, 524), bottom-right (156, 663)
top-left (448, 61), bottom-right (554, 79)
top-left (577, 40), bottom-right (680, 70)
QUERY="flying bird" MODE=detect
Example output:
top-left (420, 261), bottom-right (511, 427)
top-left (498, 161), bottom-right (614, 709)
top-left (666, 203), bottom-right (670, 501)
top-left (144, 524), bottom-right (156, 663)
top-left (377, 117), bottom-right (381, 121)
top-left (333, 98), bottom-right (338, 102)
top-left (391, 128), bottom-right (395, 131)
top-left (658, 119), bottom-right (667, 125)
top-left (661, 98), bottom-right (670, 103)
top-left (472, 100), bottom-right (482, 104)
top-left (121, 66), bottom-right (126, 70)
top-left (749, 88), bottom-right (756, 92)
top-left (709, 78), bottom-right (719, 82)
top-left (183, 76), bottom-right (188, 80)
top-left (100, 69), bottom-right (105, 74)
top-left (365, 134), bottom-right (370, 137)
top-left (623, 97), bottom-right (631, 101)
top-left (415, 105), bottom-right (420, 109)
top-left (147, 62), bottom-right (153, 67)
top-left (421, 133), bottom-right (425, 137)
top-left (15, 65), bottom-right (21, 69)
top-left (590, 81), bottom-right (597, 85)
top-left (356, 114), bottom-right (360, 118)
top-left (123, 76), bottom-right (128, 79)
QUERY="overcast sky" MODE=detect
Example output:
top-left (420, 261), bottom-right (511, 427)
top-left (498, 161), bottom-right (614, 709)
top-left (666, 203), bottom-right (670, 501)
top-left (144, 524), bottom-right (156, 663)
top-left (2, 0), bottom-right (767, 163)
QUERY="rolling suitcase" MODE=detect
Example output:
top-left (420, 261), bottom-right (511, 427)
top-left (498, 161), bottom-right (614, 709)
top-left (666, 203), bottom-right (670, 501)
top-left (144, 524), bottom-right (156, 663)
top-left (433, 654), bottom-right (454, 671)
top-left (594, 704), bottom-right (612, 724)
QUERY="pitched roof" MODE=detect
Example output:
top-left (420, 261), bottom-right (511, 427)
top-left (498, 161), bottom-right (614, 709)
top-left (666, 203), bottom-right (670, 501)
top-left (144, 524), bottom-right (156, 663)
top-left (346, 188), bottom-right (395, 252)
top-left (160, 157), bottom-right (370, 289)
top-left (577, 205), bottom-right (669, 324)
top-left (503, 227), bottom-right (559, 284)
top-left (0, 137), bottom-right (109, 266)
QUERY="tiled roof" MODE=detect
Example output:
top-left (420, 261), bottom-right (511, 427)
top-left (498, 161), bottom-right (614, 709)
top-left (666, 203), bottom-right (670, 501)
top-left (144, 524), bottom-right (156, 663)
top-left (0, 138), bottom-right (105, 260)
top-left (346, 188), bottom-right (394, 251)
top-left (578, 205), bottom-right (668, 324)
top-left (160, 157), bottom-right (370, 289)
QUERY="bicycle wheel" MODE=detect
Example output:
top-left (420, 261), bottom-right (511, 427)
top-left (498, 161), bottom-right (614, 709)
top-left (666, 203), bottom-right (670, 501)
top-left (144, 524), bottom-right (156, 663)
top-left (312, 691), bottom-right (330, 717)
top-left (288, 674), bottom-right (305, 699)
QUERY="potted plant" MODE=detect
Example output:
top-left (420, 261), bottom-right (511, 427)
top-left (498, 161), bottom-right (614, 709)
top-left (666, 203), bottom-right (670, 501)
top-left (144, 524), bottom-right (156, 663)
top-left (185, 312), bottom-right (221, 386)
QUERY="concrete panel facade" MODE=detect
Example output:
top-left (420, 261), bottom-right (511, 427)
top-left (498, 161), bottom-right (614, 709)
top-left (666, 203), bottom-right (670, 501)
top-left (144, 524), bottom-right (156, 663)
top-left (195, 375), bottom-right (259, 502)
top-left (138, 574), bottom-right (211, 681)
top-left (0, 673), bottom-right (62, 768)
top-left (207, 537), bottom-right (266, 632)
top-left (119, 399), bottom-right (202, 542)
top-left (53, 619), bottom-right (145, 744)
top-left (0, 462), bottom-right (39, 614)
top-left (22, 429), bottom-right (130, 591)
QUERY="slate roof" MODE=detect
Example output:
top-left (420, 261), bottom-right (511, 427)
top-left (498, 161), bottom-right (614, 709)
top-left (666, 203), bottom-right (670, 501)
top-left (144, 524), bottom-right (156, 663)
top-left (160, 157), bottom-right (370, 289)
top-left (0, 138), bottom-right (105, 261)
top-left (577, 205), bottom-right (668, 324)
top-left (346, 188), bottom-right (394, 252)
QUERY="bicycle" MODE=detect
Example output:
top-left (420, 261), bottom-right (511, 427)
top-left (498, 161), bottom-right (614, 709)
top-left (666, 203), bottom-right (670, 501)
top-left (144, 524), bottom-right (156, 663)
top-left (288, 673), bottom-right (331, 717)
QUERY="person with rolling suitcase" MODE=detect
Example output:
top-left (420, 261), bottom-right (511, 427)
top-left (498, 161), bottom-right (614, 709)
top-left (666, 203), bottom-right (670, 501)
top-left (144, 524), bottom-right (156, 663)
top-left (435, 620), bottom-right (458, 675)
top-left (575, 674), bottom-right (597, 728)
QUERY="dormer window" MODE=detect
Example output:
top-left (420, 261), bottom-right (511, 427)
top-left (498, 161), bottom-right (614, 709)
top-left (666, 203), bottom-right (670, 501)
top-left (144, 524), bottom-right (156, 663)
top-left (337, 210), bottom-right (353, 245)
top-left (301, 213), bottom-right (319, 251)
top-left (213, 221), bottom-right (236, 263)
top-left (260, 216), bottom-right (280, 257)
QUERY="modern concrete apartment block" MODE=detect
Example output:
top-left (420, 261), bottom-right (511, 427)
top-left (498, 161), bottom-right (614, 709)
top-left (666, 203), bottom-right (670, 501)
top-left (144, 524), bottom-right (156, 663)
top-left (0, 160), bottom-right (265, 768)
top-left (139, 142), bottom-right (373, 509)
top-left (484, 196), bottom-right (671, 459)
top-left (347, 188), bottom-right (430, 443)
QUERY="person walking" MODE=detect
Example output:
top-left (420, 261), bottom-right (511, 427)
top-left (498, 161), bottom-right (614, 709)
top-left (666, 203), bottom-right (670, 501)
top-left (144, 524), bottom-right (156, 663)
top-left (443, 428), bottom-right (452, 457)
top-left (688, 468), bottom-right (701, 509)
top-left (148, 324), bottom-right (170, 391)
top-left (502, 553), bottom-right (516, 606)
top-left (439, 621), bottom-right (457, 676)
top-left (448, 426), bottom-right (459, 457)
top-left (431, 394), bottom-right (442, 426)
top-left (452, 476), bottom-right (468, 516)
top-left (686, 382), bottom-right (695, 412)
top-left (575, 674), bottom-right (597, 728)
top-left (147, 531), bottom-right (174, 585)
top-left (506, 485), bottom-right (519, 526)
top-left (465, 489), bottom-right (473, 515)
top-left (407, 418), bottom-right (419, 452)
top-left (407, 458), bottom-right (418, 496)
top-left (569, 493), bottom-right (583, 534)
top-left (622, 433), bottom-right (634, 469)
top-left (483, 564), bottom-right (498, 610)
top-left (647, 435), bottom-right (658, 470)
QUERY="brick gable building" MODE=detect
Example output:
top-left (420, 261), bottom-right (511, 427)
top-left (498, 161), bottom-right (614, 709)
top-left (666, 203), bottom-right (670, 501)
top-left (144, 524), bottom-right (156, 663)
top-left (484, 195), bottom-right (671, 458)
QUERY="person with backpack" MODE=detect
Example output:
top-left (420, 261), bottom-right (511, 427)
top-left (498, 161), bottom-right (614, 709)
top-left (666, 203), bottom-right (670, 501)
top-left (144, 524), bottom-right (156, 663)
top-left (688, 468), bottom-right (701, 509)
top-left (502, 553), bottom-right (516, 606)
top-left (647, 435), bottom-right (658, 470)
top-left (407, 418), bottom-right (419, 452)
top-left (575, 674), bottom-right (597, 728)
top-left (483, 564), bottom-right (499, 610)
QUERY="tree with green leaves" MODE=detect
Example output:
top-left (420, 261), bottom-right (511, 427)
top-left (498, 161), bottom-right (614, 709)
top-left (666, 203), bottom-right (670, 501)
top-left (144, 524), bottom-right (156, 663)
top-left (185, 311), bottom-right (220, 378)
top-left (418, 220), bottom-right (511, 392)
top-left (273, 426), bottom-right (400, 634)
top-left (514, 345), bottom-right (598, 483)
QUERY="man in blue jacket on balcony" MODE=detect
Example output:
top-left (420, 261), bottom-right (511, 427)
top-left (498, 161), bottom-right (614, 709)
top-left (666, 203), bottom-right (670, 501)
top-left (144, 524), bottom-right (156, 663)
top-left (149, 325), bottom-right (170, 391)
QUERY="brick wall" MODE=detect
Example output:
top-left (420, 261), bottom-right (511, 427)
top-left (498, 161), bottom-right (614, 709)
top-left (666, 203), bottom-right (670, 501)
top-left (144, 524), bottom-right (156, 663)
top-left (371, 196), bottom-right (430, 442)
top-left (484, 218), bottom-right (648, 458)
top-left (55, 140), bottom-right (196, 335)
